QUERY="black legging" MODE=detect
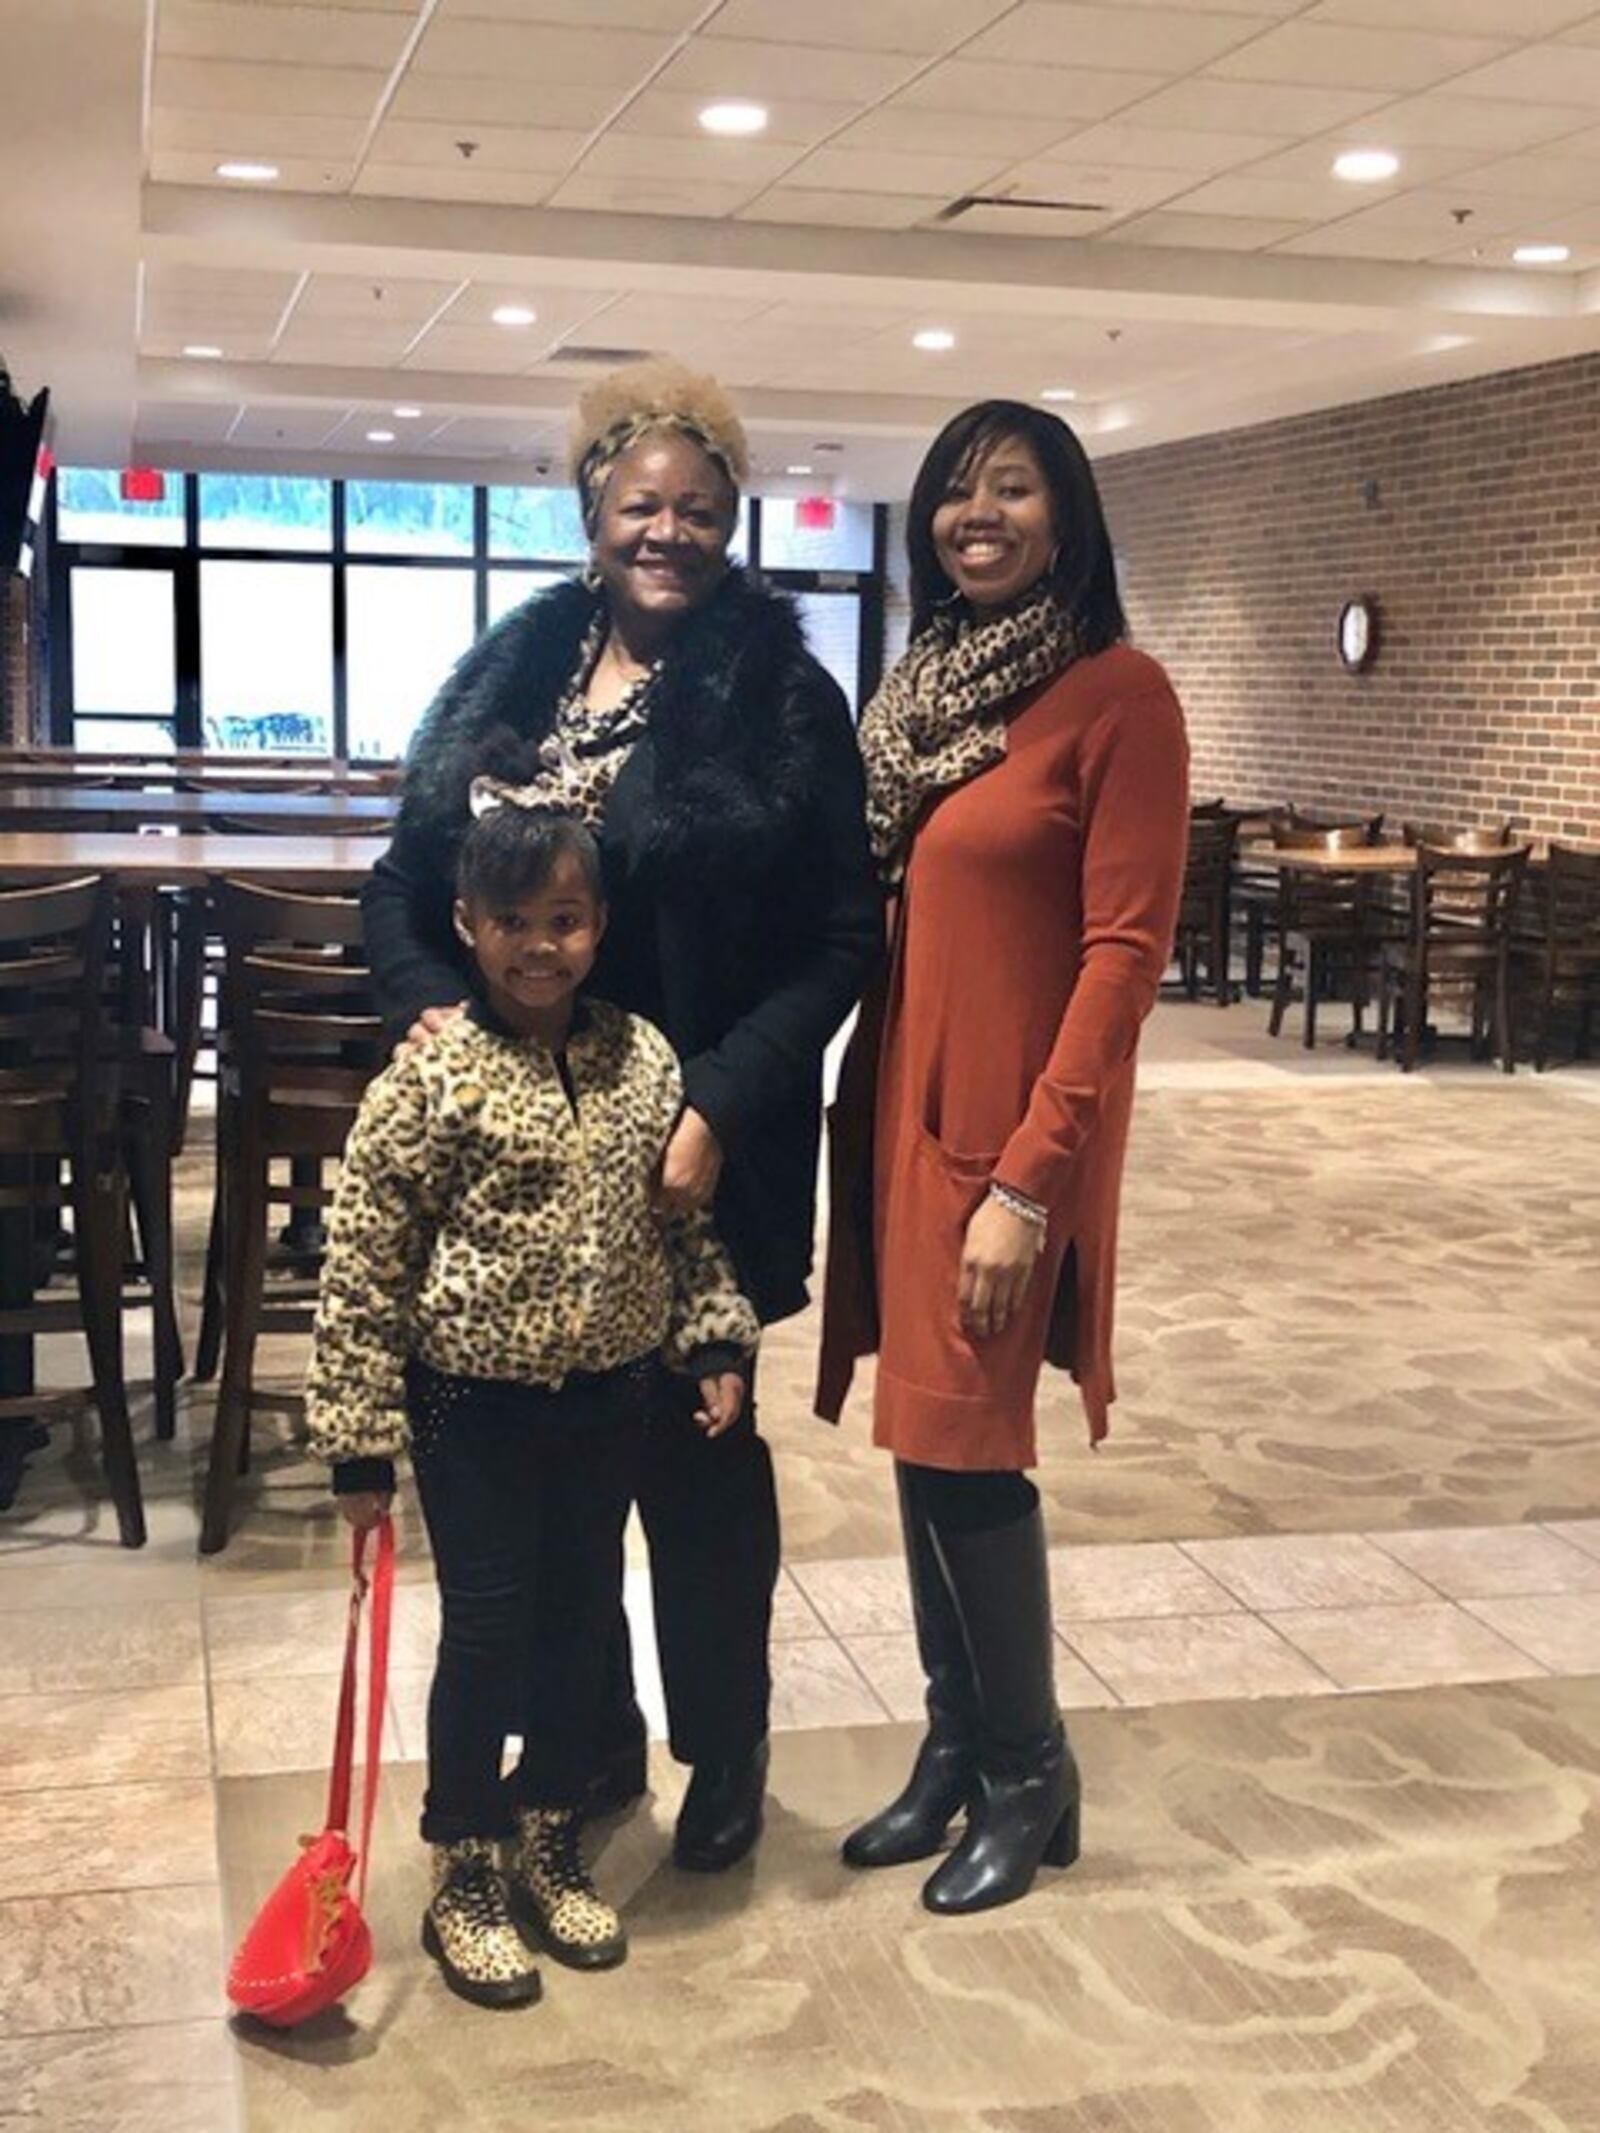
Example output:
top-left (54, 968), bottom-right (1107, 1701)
top-left (407, 1361), bottom-right (647, 1843)
top-left (898, 1459), bottom-right (1038, 1536)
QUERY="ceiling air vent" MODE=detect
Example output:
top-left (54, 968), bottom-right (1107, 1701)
top-left (550, 344), bottom-right (656, 367)
top-left (936, 191), bottom-right (1109, 229)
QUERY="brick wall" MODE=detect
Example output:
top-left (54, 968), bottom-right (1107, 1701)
top-left (0, 574), bottom-right (34, 744)
top-left (1096, 349), bottom-right (1600, 843)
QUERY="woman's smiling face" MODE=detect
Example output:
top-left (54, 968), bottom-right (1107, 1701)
top-left (589, 430), bottom-right (738, 638)
top-left (931, 434), bottom-right (1058, 611)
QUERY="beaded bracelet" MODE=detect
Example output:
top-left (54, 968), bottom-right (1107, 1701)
top-left (988, 1180), bottom-right (1049, 1234)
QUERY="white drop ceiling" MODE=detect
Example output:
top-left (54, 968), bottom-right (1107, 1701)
top-left (3, 0), bottom-right (1600, 497)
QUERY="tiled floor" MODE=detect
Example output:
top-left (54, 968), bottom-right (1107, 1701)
top-left (3, 994), bottom-right (1598, 2130)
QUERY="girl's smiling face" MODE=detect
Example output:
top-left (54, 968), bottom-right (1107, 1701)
top-left (931, 434), bottom-right (1058, 611)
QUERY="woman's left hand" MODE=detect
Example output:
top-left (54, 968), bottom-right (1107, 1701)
top-left (958, 1196), bottom-right (1045, 1341)
top-left (655, 1107), bottom-right (724, 1214)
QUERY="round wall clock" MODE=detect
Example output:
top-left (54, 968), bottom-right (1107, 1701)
top-left (1337, 596), bottom-right (1379, 673)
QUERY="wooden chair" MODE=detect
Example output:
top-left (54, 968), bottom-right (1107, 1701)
top-left (1512, 843), bottom-right (1600, 1071)
top-left (1376, 844), bottom-right (1530, 1072)
top-left (0, 877), bottom-right (145, 1545)
top-left (1266, 822), bottom-right (1382, 1048)
top-left (1173, 811), bottom-right (1237, 1004)
top-left (1233, 805), bottom-right (1383, 997)
top-left (198, 881), bottom-right (385, 1554)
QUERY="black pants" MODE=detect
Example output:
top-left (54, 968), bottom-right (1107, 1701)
top-left (594, 1359), bottom-right (779, 1766)
top-left (407, 1361), bottom-right (646, 1843)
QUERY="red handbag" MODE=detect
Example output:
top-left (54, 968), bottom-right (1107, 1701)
top-left (227, 1516), bottom-right (395, 2026)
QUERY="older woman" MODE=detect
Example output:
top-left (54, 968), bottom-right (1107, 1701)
top-left (819, 401), bottom-right (1188, 1913)
top-left (360, 361), bottom-right (880, 1870)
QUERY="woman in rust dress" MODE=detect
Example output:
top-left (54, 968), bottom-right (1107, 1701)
top-left (818, 401), bottom-right (1188, 1914)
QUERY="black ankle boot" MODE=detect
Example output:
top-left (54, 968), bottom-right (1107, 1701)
top-left (673, 1738), bottom-right (769, 1872)
top-left (919, 1508), bottom-right (1082, 1916)
top-left (843, 1467), bottom-right (978, 1869)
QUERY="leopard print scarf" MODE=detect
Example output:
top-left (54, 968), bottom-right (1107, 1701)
top-left (859, 584), bottom-right (1083, 881)
top-left (469, 616), bottom-right (656, 829)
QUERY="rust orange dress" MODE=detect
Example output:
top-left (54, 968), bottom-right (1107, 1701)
top-left (820, 644), bottom-right (1189, 1471)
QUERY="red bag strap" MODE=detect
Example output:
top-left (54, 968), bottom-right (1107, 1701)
top-left (325, 1515), bottom-right (395, 1905)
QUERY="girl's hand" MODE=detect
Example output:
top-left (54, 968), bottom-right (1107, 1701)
top-left (402, 1001), bottom-right (466, 1052)
top-left (655, 1108), bottom-right (724, 1214)
top-left (958, 1196), bottom-right (1044, 1342)
top-left (338, 1490), bottom-right (393, 1532)
top-left (694, 1372), bottom-right (745, 1439)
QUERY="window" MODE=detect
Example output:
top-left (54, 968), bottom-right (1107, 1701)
top-left (347, 480), bottom-right (474, 558)
top-left (198, 473), bottom-right (332, 553)
top-left (70, 567), bottom-right (177, 741)
top-left (200, 560), bottom-right (334, 751)
top-left (794, 591), bottom-right (862, 712)
top-left (486, 485), bottom-right (588, 562)
top-left (346, 565), bottom-right (475, 759)
top-left (58, 467), bottom-right (183, 547)
top-left (487, 568), bottom-right (571, 627)
top-left (759, 498), bottom-right (874, 573)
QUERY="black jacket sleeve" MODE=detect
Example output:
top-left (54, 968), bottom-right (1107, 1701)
top-left (680, 678), bottom-right (883, 1155)
top-left (361, 819), bottom-right (472, 1044)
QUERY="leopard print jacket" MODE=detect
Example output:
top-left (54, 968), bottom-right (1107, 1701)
top-left (305, 1000), bottom-right (759, 1467)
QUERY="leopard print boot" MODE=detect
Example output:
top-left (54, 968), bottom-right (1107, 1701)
top-left (422, 1838), bottom-right (543, 2008)
top-left (507, 1806), bottom-right (628, 1970)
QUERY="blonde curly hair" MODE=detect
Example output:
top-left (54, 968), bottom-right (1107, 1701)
top-left (569, 358), bottom-right (749, 529)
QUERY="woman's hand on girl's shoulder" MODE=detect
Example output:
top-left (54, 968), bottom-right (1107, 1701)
top-left (401, 1001), bottom-right (467, 1053)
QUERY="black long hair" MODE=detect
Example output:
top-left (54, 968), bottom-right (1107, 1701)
top-left (906, 400), bottom-right (1126, 648)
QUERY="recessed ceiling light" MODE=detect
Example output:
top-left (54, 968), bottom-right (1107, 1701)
top-left (786, 463), bottom-right (813, 475)
top-left (698, 101), bottom-right (769, 137)
top-left (392, 405), bottom-right (422, 419)
top-left (1513, 242), bottom-right (1570, 265)
top-left (913, 328), bottom-right (955, 351)
top-left (491, 304), bottom-right (537, 327)
top-left (366, 429), bottom-right (396, 443)
top-left (182, 344), bottom-right (223, 359)
top-left (215, 160), bottom-right (279, 183)
top-left (1333, 148), bottom-right (1399, 183)
top-left (1040, 387), bottom-right (1077, 402)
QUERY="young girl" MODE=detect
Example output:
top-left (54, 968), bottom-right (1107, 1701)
top-left (307, 799), bottom-right (758, 2009)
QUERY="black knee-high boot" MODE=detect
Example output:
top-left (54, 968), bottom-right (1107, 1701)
top-left (841, 1466), bottom-right (979, 1868)
top-left (920, 1506), bottom-right (1080, 1915)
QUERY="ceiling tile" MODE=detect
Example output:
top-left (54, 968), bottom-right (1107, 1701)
top-left (1363, 91), bottom-right (1600, 151)
top-left (352, 161), bottom-right (564, 203)
top-left (653, 37), bottom-right (918, 102)
top-left (226, 405), bottom-right (347, 448)
top-left (1235, 139), bottom-right (1482, 186)
top-left (1560, 15), bottom-right (1600, 43)
top-left (1452, 147), bottom-right (1600, 198)
top-left (272, 322), bottom-right (425, 364)
top-left (703, 0), bottom-right (1012, 54)
top-left (1112, 207), bottom-right (1310, 246)
top-left (571, 133), bottom-right (803, 185)
top-left (985, 159), bottom-right (1202, 215)
top-left (964, 4), bottom-right (1272, 74)
top-left (439, 284), bottom-right (617, 335)
top-left (1208, 22), bottom-right (1513, 91)
top-left (1049, 121), bottom-right (1292, 175)
top-left (1115, 77), bottom-right (1389, 131)
top-left (156, 1), bottom-right (415, 67)
top-left (149, 151), bottom-right (357, 190)
top-left (295, 275), bottom-right (463, 324)
top-left (397, 325), bottom-right (549, 373)
top-left (827, 106), bottom-right (1074, 161)
top-left (150, 110), bottom-right (370, 159)
top-left (1161, 172), bottom-right (1382, 218)
top-left (409, 19), bottom-right (673, 86)
top-left (736, 187), bottom-right (946, 228)
top-left (136, 400), bottom-right (242, 444)
top-left (434, 0), bottom-right (706, 24)
top-left (934, 200), bottom-right (1128, 236)
top-left (387, 74), bottom-right (621, 126)
top-left (366, 119), bottom-right (587, 172)
top-left (1309, 0), bottom-right (1596, 31)
top-left (544, 172), bottom-right (768, 216)
top-left (782, 144), bottom-right (1018, 198)
top-left (1442, 44), bottom-right (1600, 105)
top-left (154, 57), bottom-right (389, 117)
top-left (892, 59), bottom-right (1169, 121)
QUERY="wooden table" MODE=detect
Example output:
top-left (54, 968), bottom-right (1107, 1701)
top-left (1238, 839), bottom-right (1548, 873)
top-left (0, 788), bottom-right (397, 828)
top-left (0, 759), bottom-right (397, 790)
top-left (0, 831), bottom-right (389, 888)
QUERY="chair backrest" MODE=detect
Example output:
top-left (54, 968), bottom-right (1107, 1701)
top-left (0, 875), bottom-right (114, 1156)
top-left (1412, 843), bottom-right (1530, 947)
top-left (1181, 813), bottom-right (1237, 902)
top-left (1283, 805), bottom-right (1385, 843)
top-left (214, 880), bottom-right (386, 1154)
top-left (1269, 822), bottom-right (1372, 926)
top-left (1190, 797), bottom-right (1230, 818)
top-left (212, 812), bottom-right (382, 837)
top-left (1403, 819), bottom-right (1517, 851)
top-left (1538, 843), bottom-right (1600, 946)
